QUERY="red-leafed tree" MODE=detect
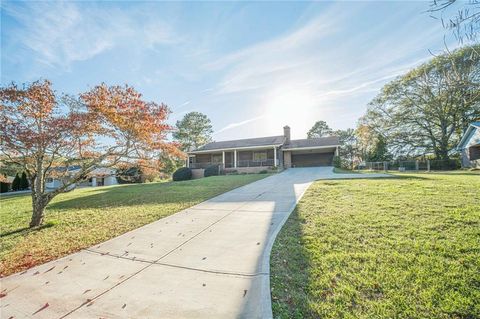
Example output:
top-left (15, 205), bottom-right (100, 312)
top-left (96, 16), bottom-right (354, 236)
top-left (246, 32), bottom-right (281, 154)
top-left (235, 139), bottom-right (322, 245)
top-left (0, 80), bottom-right (182, 227)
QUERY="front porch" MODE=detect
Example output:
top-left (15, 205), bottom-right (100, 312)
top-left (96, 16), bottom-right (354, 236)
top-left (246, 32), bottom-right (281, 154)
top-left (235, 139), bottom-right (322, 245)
top-left (188, 147), bottom-right (279, 170)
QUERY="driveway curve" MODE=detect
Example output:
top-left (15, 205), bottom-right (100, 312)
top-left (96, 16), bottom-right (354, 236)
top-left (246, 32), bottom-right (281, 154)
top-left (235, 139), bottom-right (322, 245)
top-left (1, 167), bottom-right (389, 318)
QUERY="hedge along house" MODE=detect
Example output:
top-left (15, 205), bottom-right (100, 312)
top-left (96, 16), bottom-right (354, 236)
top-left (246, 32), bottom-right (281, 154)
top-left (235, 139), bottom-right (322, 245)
top-left (457, 121), bottom-right (480, 168)
top-left (187, 126), bottom-right (340, 174)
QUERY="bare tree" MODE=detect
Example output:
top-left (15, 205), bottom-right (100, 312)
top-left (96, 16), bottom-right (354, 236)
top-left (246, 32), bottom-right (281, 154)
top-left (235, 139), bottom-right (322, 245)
top-left (429, 0), bottom-right (480, 43)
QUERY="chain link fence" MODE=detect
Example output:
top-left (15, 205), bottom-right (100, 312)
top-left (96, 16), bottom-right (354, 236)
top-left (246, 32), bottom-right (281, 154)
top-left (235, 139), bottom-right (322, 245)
top-left (357, 159), bottom-right (461, 172)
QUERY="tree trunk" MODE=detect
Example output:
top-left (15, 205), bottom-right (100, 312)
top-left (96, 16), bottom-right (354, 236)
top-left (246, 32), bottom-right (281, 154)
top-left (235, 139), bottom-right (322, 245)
top-left (30, 157), bottom-right (47, 228)
top-left (30, 193), bottom-right (47, 227)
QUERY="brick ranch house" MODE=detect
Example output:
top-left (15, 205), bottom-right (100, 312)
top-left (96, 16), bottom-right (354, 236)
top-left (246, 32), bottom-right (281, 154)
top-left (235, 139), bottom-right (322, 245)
top-left (187, 126), bottom-right (340, 174)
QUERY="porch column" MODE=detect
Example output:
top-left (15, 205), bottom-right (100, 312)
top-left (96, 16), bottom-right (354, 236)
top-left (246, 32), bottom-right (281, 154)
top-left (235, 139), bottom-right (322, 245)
top-left (222, 151), bottom-right (225, 168)
top-left (234, 150), bottom-right (237, 168)
top-left (91, 177), bottom-right (97, 187)
top-left (273, 146), bottom-right (277, 167)
top-left (186, 156), bottom-right (189, 168)
top-left (335, 146), bottom-right (339, 156)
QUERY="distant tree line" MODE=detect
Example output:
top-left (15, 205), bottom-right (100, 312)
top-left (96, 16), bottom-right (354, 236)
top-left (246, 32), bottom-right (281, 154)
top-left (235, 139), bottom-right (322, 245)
top-left (309, 44), bottom-right (480, 169)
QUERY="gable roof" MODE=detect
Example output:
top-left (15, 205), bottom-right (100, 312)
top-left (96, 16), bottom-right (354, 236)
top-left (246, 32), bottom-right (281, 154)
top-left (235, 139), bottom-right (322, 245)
top-left (191, 135), bottom-right (285, 153)
top-left (457, 122), bottom-right (480, 149)
top-left (283, 136), bottom-right (340, 149)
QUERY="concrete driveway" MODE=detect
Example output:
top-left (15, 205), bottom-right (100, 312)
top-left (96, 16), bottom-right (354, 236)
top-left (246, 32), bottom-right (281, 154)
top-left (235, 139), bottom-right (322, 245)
top-left (1, 167), bottom-right (389, 319)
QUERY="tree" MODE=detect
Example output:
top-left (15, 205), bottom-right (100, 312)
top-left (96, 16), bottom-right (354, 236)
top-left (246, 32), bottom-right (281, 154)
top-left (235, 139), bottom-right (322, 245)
top-left (428, 0), bottom-right (480, 43)
top-left (1, 80), bottom-right (181, 227)
top-left (307, 121), bottom-right (333, 139)
top-left (173, 112), bottom-right (213, 151)
top-left (20, 172), bottom-right (29, 190)
top-left (159, 151), bottom-right (183, 176)
top-left (362, 45), bottom-right (480, 160)
top-left (367, 135), bottom-right (391, 162)
top-left (333, 128), bottom-right (358, 169)
top-left (11, 173), bottom-right (20, 191)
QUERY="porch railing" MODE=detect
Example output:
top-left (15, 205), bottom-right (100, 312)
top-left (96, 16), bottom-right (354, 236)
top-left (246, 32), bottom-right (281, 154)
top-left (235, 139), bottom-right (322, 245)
top-left (237, 159), bottom-right (275, 167)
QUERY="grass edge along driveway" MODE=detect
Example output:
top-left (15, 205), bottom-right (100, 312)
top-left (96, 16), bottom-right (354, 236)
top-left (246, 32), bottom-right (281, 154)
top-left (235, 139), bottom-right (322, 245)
top-left (1, 174), bottom-right (269, 276)
top-left (270, 172), bottom-right (480, 319)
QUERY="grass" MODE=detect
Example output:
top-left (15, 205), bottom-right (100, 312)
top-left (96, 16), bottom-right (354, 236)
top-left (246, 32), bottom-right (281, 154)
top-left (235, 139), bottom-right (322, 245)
top-left (270, 172), bottom-right (480, 319)
top-left (0, 174), bottom-right (268, 276)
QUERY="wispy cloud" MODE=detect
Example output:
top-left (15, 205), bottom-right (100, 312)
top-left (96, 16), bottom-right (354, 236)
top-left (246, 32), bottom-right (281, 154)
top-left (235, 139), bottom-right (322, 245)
top-left (197, 2), bottom-right (447, 138)
top-left (214, 115), bottom-right (266, 135)
top-left (2, 1), bottom-right (176, 68)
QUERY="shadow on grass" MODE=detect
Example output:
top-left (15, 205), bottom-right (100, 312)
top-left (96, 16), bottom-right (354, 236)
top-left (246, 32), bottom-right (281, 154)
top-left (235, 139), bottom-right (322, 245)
top-left (0, 222), bottom-right (55, 238)
top-left (47, 176), bottom-right (260, 211)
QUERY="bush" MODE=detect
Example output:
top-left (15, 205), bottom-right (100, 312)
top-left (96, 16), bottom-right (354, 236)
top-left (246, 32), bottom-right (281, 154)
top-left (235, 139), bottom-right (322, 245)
top-left (11, 173), bottom-right (21, 191)
top-left (259, 170), bottom-right (268, 174)
top-left (333, 155), bottom-right (341, 168)
top-left (172, 167), bottom-right (192, 181)
top-left (117, 165), bottom-right (158, 183)
top-left (204, 164), bottom-right (220, 177)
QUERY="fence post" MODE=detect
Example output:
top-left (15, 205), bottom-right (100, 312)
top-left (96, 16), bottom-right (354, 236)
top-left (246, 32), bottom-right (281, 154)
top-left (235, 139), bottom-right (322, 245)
top-left (427, 160), bottom-right (430, 172)
top-left (415, 160), bottom-right (419, 171)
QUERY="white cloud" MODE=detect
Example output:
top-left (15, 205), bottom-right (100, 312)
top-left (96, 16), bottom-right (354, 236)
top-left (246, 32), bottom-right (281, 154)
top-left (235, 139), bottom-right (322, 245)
top-left (2, 1), bottom-right (176, 68)
top-left (214, 115), bottom-right (266, 135)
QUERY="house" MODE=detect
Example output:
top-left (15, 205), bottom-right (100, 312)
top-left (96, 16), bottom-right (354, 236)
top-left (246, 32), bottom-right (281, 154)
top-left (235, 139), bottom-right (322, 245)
top-left (457, 121), bottom-right (480, 168)
top-left (0, 175), bottom-right (15, 193)
top-left (187, 125), bottom-right (340, 174)
top-left (46, 166), bottom-right (118, 189)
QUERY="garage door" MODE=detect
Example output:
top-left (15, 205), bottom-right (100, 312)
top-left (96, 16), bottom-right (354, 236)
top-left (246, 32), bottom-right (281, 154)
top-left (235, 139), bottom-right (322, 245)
top-left (291, 153), bottom-right (334, 167)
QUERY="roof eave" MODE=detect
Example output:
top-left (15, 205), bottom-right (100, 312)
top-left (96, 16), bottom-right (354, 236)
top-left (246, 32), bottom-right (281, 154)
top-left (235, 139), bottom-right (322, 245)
top-left (188, 144), bottom-right (284, 154)
top-left (283, 145), bottom-right (340, 151)
top-left (457, 125), bottom-right (476, 149)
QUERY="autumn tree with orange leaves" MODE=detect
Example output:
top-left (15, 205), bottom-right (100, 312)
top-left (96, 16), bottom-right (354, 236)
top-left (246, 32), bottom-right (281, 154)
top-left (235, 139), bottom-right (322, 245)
top-left (0, 80), bottom-right (181, 227)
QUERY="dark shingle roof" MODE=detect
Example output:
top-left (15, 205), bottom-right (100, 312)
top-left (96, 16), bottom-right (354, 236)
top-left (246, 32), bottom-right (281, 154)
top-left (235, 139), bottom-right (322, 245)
top-left (191, 135), bottom-right (285, 152)
top-left (283, 136), bottom-right (340, 149)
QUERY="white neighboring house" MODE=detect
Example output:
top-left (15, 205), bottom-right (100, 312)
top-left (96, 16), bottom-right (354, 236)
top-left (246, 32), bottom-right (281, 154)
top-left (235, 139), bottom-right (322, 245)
top-left (45, 166), bottom-right (118, 190)
top-left (457, 121), bottom-right (480, 169)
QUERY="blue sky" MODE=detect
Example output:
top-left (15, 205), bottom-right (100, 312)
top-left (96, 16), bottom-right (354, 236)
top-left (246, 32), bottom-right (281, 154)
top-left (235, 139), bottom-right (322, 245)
top-left (1, 1), bottom-right (455, 140)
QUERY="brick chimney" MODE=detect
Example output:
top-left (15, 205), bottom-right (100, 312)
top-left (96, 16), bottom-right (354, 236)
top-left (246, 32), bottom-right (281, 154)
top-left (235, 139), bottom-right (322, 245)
top-left (283, 125), bottom-right (291, 144)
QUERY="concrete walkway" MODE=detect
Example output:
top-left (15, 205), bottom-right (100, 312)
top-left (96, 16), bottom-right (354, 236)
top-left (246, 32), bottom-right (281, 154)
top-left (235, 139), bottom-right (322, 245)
top-left (1, 167), bottom-right (389, 319)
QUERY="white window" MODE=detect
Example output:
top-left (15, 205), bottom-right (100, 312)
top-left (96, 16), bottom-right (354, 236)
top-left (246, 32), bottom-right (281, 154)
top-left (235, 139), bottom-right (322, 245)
top-left (253, 151), bottom-right (267, 161)
top-left (46, 178), bottom-right (53, 183)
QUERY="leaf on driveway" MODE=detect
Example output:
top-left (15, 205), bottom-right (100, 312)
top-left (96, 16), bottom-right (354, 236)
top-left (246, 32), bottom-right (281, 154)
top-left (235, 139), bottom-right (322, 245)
top-left (32, 302), bottom-right (49, 315)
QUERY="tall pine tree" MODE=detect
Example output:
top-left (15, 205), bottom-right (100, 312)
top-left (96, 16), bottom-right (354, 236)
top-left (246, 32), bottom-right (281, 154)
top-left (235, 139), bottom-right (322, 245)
top-left (20, 172), bottom-right (29, 190)
top-left (11, 173), bottom-right (21, 191)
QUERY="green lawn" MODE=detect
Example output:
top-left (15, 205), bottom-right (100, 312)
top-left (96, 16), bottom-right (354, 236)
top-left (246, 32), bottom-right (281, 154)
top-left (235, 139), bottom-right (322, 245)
top-left (0, 174), bottom-right (267, 276)
top-left (270, 172), bottom-right (480, 319)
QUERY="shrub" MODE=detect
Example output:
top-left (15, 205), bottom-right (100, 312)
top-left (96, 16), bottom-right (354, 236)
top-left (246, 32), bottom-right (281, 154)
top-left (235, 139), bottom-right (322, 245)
top-left (204, 164), bottom-right (220, 177)
top-left (117, 165), bottom-right (158, 183)
top-left (333, 156), bottom-right (341, 168)
top-left (172, 167), bottom-right (192, 181)
top-left (117, 166), bottom-right (142, 184)
top-left (259, 170), bottom-right (268, 174)
top-left (11, 173), bottom-right (21, 191)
